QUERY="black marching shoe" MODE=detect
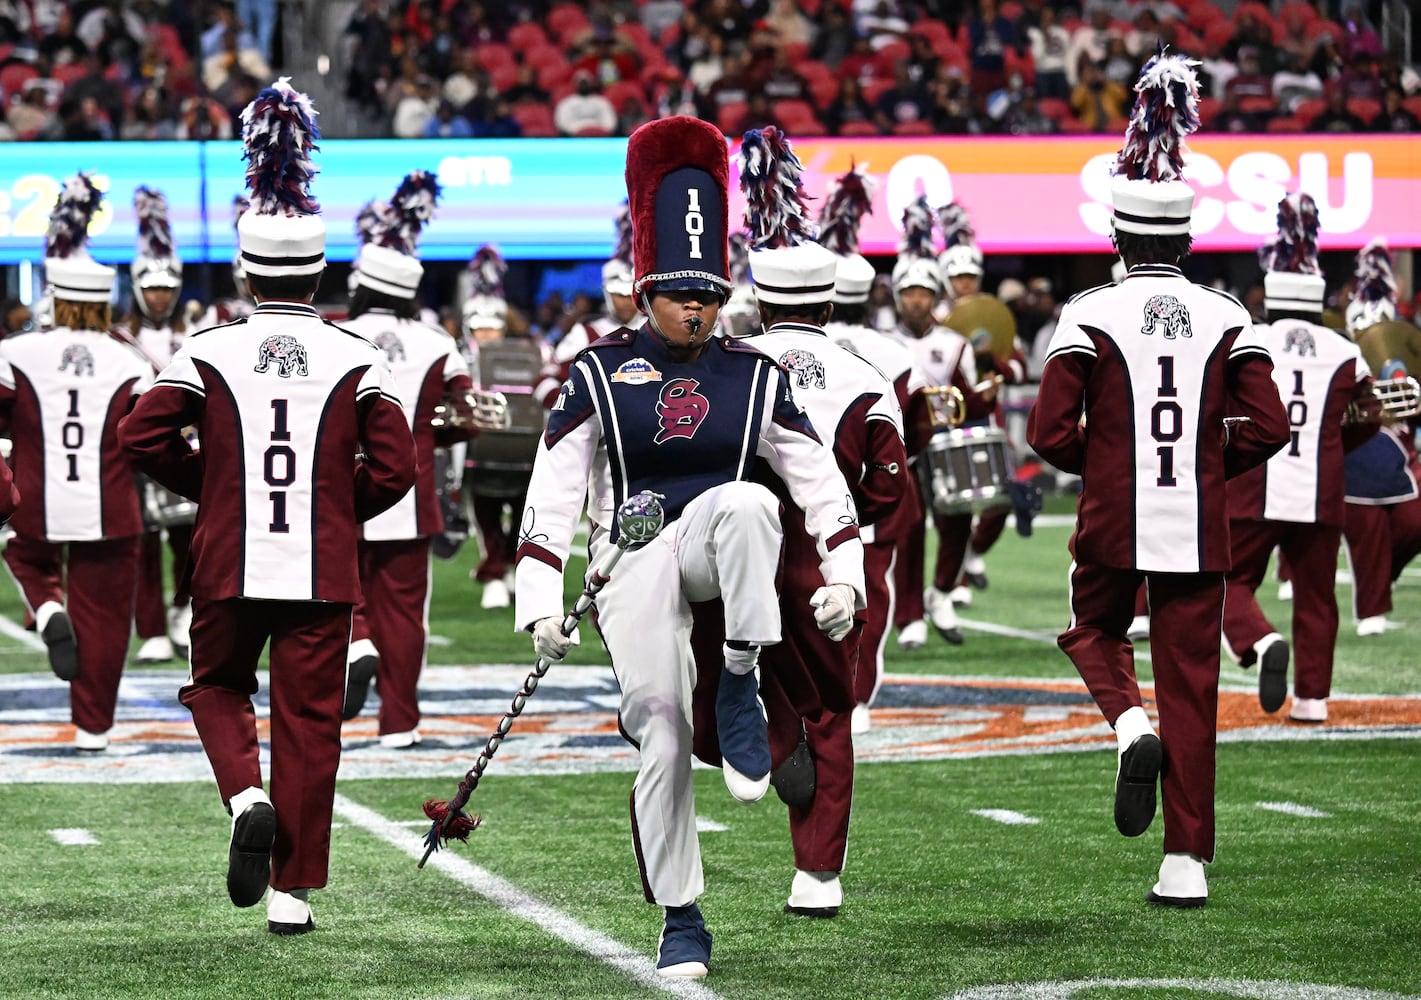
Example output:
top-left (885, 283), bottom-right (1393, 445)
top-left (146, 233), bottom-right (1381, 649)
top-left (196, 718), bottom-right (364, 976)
top-left (1114, 733), bottom-right (1163, 837)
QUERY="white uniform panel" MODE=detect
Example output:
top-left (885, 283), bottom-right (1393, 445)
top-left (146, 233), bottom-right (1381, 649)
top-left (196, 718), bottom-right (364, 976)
top-left (889, 323), bottom-right (975, 389)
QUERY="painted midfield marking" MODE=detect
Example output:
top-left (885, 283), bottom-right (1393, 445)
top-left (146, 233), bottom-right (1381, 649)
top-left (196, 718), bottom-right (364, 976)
top-left (969, 809), bottom-right (1040, 826)
top-left (0, 612), bottom-right (47, 652)
top-left (1256, 801), bottom-right (1331, 818)
top-left (49, 828), bottom-right (98, 845)
top-left (695, 816), bottom-right (728, 833)
top-left (946, 977), bottom-right (1417, 999)
top-left (332, 794), bottom-right (728, 1000)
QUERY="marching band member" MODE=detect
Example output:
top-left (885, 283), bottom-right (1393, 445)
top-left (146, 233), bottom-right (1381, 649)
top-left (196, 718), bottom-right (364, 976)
top-left (889, 197), bottom-right (995, 648)
top-left (515, 116), bottom-right (863, 978)
top-left (1221, 194), bottom-right (1379, 724)
top-left (121, 80), bottom-right (416, 934)
top-left (125, 186), bottom-right (193, 663)
top-left (729, 127), bottom-right (908, 918)
top-left (340, 170), bottom-right (484, 744)
top-left (820, 163), bottom-right (926, 733)
top-left (462, 246), bottom-right (545, 610)
top-left (1, 174), bottom-right (153, 752)
top-left (1341, 239), bottom-right (1420, 637)
top-left (190, 195), bottom-right (255, 331)
top-left (1028, 51), bottom-right (1288, 907)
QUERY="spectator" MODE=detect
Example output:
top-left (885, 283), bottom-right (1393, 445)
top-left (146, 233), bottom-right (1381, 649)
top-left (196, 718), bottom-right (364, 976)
top-left (765, 0), bottom-right (814, 49)
top-left (1277, 11), bottom-right (1316, 67)
top-left (905, 32), bottom-right (940, 88)
top-left (1337, 52), bottom-right (1383, 103)
top-left (554, 71), bottom-right (617, 136)
top-left (471, 97), bottom-right (522, 139)
top-left (929, 68), bottom-right (981, 134)
top-left (1273, 51), bottom-right (1325, 114)
top-left (1308, 33), bottom-right (1347, 86)
top-left (58, 94), bottom-right (113, 141)
top-left (810, 2), bottom-right (856, 68)
top-left (688, 32), bottom-right (727, 93)
top-left (237, 0), bottom-right (277, 65)
top-left (121, 84), bottom-right (178, 140)
top-left (1028, 5), bottom-right (1071, 100)
top-left (1210, 91), bottom-right (1262, 133)
top-left (1224, 47), bottom-right (1273, 104)
top-left (705, 48), bottom-right (753, 116)
top-left (1066, 2), bottom-right (1113, 88)
top-left (699, 0), bottom-right (754, 48)
top-left (1070, 61), bottom-right (1128, 132)
top-left (76, 0), bottom-right (143, 68)
top-left (733, 92), bottom-right (783, 134)
top-left (1307, 87), bottom-right (1367, 133)
top-left (669, 8), bottom-right (709, 72)
top-left (874, 63), bottom-right (932, 131)
top-left (1197, 37), bottom-right (1238, 99)
top-left (641, 0), bottom-right (683, 41)
top-left (1339, 4), bottom-right (1383, 63)
top-left (1226, 8), bottom-right (1276, 73)
top-left (967, 0), bottom-right (1020, 96)
top-left (1100, 35), bottom-right (1137, 88)
top-left (574, 28), bottom-right (642, 87)
top-left (202, 23), bottom-right (270, 93)
top-left (176, 94), bottom-right (232, 140)
top-left (423, 99), bottom-right (473, 138)
top-left (1002, 91), bottom-right (1059, 134)
top-left (1371, 87), bottom-right (1420, 132)
top-left (617, 95), bottom-right (652, 137)
top-left (6, 81), bottom-right (56, 140)
top-left (761, 49), bottom-right (810, 102)
top-left (63, 52), bottom-right (127, 132)
top-left (839, 35), bottom-right (880, 85)
top-left (200, 2), bottom-right (257, 61)
top-left (502, 65), bottom-right (551, 106)
top-left (442, 49), bottom-right (490, 109)
top-left (39, 6), bottom-right (88, 65)
top-left (1123, 8), bottom-right (1161, 61)
top-left (391, 74), bottom-right (439, 138)
top-left (823, 75), bottom-right (876, 135)
top-left (859, 0), bottom-right (909, 49)
top-left (1, 299), bottom-right (33, 337)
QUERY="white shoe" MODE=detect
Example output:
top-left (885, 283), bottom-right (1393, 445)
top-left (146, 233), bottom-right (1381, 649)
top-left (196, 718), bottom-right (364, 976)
top-left (850, 702), bottom-right (871, 735)
top-left (1126, 615), bottom-right (1150, 642)
top-left (1357, 615), bottom-right (1389, 637)
top-left (267, 888), bottom-right (314, 935)
top-left (928, 589), bottom-right (963, 644)
top-left (168, 604), bottom-right (192, 651)
top-left (379, 729), bottom-right (423, 749)
top-left (948, 585), bottom-right (973, 608)
top-left (1147, 852), bottom-right (1207, 908)
top-left (1277, 580), bottom-right (1293, 602)
top-left (963, 552), bottom-right (987, 578)
top-left (136, 635), bottom-right (174, 664)
top-left (722, 762), bottom-right (770, 803)
top-left (480, 579), bottom-right (510, 609)
top-left (897, 619), bottom-right (927, 650)
top-left (74, 727), bottom-right (110, 752)
top-left (784, 869), bottom-right (842, 917)
top-left (1288, 697), bottom-right (1328, 723)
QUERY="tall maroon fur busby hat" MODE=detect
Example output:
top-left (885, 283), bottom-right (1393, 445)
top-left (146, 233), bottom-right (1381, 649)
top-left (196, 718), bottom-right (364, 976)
top-left (625, 115), bottom-right (732, 301)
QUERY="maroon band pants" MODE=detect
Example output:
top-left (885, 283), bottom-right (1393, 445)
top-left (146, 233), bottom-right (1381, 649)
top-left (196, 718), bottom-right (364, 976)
top-left (351, 536), bottom-right (432, 736)
top-left (133, 525), bottom-right (192, 639)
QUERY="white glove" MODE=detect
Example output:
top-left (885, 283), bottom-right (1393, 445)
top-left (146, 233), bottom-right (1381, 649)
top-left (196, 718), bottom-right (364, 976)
top-left (810, 584), bottom-right (857, 642)
top-left (532, 617), bottom-right (574, 662)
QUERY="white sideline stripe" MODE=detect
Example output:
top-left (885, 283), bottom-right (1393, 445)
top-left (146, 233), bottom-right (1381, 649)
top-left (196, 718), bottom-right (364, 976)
top-left (957, 616), bottom-right (1152, 664)
top-left (0, 612), bottom-right (47, 652)
top-left (695, 816), bottom-right (728, 833)
top-left (49, 828), bottom-right (98, 845)
top-left (427, 635), bottom-right (453, 647)
top-left (970, 809), bottom-right (1040, 826)
top-left (332, 795), bottom-right (727, 1000)
top-left (1256, 801), bottom-right (1331, 818)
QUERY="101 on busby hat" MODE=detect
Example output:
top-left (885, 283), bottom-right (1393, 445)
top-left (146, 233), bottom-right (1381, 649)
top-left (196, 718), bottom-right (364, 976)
top-left (625, 116), bottom-right (732, 300)
top-left (237, 77), bottom-right (326, 278)
top-left (44, 172), bottom-right (114, 303)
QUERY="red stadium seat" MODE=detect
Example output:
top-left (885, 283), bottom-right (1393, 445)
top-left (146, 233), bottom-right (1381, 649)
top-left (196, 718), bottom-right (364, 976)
top-left (1308, 19), bottom-right (1344, 40)
top-left (523, 45), bottom-right (566, 71)
top-left (892, 120), bottom-right (935, 136)
top-left (1196, 97), bottom-right (1222, 123)
top-left (715, 101), bottom-right (748, 134)
top-left (1267, 116), bottom-right (1305, 132)
top-left (781, 41), bottom-right (810, 63)
top-left (999, 1), bottom-right (1025, 23)
top-left (475, 44), bottom-right (515, 71)
top-left (1347, 97), bottom-right (1381, 122)
top-left (490, 63), bottom-right (521, 92)
top-left (0, 62), bottom-right (38, 100)
top-left (1405, 96), bottom-right (1421, 119)
top-left (861, 77), bottom-right (893, 104)
top-left (774, 99), bottom-right (823, 135)
top-left (513, 103), bottom-right (557, 137)
top-left (838, 120), bottom-right (880, 137)
top-left (547, 3), bottom-right (589, 42)
top-left (618, 22), bottom-right (652, 52)
top-left (536, 63), bottom-right (570, 93)
top-left (508, 22), bottom-right (548, 51)
top-left (1038, 97), bottom-right (1071, 122)
top-left (1293, 97), bottom-right (1326, 126)
top-left (574, 124), bottom-right (613, 137)
top-left (911, 20), bottom-right (952, 48)
top-left (50, 62), bottom-right (88, 88)
top-left (603, 80), bottom-right (647, 112)
top-left (874, 40), bottom-right (911, 76)
top-left (1059, 116), bottom-right (1096, 133)
top-left (1279, 1), bottom-right (1317, 24)
top-left (1203, 20), bottom-right (1235, 49)
top-left (1238, 95), bottom-right (1277, 115)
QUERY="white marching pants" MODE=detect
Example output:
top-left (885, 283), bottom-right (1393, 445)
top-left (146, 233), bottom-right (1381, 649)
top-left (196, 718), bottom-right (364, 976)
top-left (592, 481), bottom-right (783, 906)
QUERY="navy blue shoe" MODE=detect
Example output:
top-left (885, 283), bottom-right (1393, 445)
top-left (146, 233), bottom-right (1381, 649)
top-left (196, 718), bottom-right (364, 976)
top-left (716, 668), bottom-right (771, 802)
top-left (657, 903), bottom-right (712, 979)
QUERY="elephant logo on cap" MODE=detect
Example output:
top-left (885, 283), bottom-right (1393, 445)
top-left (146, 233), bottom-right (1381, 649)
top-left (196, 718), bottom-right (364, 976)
top-left (1140, 295), bottom-right (1193, 340)
top-left (254, 335), bottom-right (309, 378)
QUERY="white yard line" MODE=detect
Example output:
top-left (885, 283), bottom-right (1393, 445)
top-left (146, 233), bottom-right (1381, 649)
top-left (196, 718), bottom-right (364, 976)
top-left (695, 816), bottom-right (728, 833)
top-left (0, 612), bottom-right (47, 652)
top-left (1256, 801), bottom-right (1331, 818)
top-left (957, 616), bottom-right (1152, 664)
top-left (332, 794), bottom-right (727, 1000)
top-left (969, 809), bottom-right (1040, 826)
top-left (49, 828), bottom-right (98, 845)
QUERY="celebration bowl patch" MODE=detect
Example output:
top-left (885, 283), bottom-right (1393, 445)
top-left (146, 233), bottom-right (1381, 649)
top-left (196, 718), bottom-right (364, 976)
top-left (610, 358), bottom-right (663, 385)
top-left (2, 669), bottom-right (1418, 784)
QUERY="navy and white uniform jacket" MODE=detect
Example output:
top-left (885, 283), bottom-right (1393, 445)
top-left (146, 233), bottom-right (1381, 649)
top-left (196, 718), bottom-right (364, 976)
top-left (119, 301), bottom-right (418, 603)
top-left (515, 326), bottom-right (866, 629)
top-left (342, 309), bottom-right (474, 541)
top-left (0, 326), bottom-right (153, 542)
top-left (1028, 264), bottom-right (1289, 573)
top-left (1344, 425), bottom-right (1418, 505)
top-left (535, 313), bottom-right (646, 409)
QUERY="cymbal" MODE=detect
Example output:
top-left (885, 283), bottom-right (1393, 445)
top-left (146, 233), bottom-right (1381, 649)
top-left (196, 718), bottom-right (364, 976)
top-left (1357, 319), bottom-right (1421, 379)
top-left (944, 293), bottom-right (1017, 363)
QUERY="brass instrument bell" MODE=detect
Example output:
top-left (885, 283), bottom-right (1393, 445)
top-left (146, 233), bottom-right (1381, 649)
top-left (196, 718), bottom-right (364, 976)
top-left (431, 389), bottom-right (512, 432)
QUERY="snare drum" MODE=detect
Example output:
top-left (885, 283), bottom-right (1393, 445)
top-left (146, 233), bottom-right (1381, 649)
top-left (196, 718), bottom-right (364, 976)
top-left (917, 426), bottom-right (1013, 515)
top-left (142, 478), bottom-right (198, 529)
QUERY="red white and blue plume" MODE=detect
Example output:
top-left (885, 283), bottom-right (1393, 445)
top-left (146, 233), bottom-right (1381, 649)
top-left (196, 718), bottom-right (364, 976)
top-left (936, 200), bottom-right (975, 250)
top-left (898, 194), bottom-right (937, 259)
top-left (1351, 238), bottom-right (1395, 308)
top-left (739, 125), bottom-right (816, 250)
top-left (376, 169), bottom-right (441, 255)
top-left (240, 76), bottom-right (321, 216)
top-left (468, 245), bottom-right (507, 297)
top-left (1113, 45), bottom-right (1201, 184)
top-left (232, 194), bottom-right (250, 230)
top-left (356, 199), bottom-right (388, 246)
top-left (817, 163), bottom-right (875, 256)
top-left (611, 198), bottom-right (633, 266)
top-left (133, 186), bottom-right (175, 261)
top-left (1259, 192), bottom-right (1321, 275)
top-left (44, 172), bottom-right (103, 260)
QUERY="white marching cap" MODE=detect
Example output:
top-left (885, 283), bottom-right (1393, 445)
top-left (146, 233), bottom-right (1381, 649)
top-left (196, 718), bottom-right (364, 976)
top-left (46, 255), bottom-right (115, 303)
top-left (356, 242), bottom-right (423, 298)
top-left (892, 255), bottom-right (942, 295)
top-left (238, 212), bottom-right (327, 277)
top-left (750, 242), bottom-right (839, 306)
top-left (1263, 271), bottom-right (1325, 313)
top-left (602, 257), bottom-right (634, 297)
top-left (463, 293), bottom-right (507, 331)
top-left (834, 253), bottom-right (876, 304)
top-left (939, 243), bottom-right (984, 278)
top-left (1111, 176), bottom-right (1194, 236)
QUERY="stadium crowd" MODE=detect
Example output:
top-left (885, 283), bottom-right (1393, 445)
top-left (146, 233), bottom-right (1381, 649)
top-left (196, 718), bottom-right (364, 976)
top-left (0, 1), bottom-right (1415, 141)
